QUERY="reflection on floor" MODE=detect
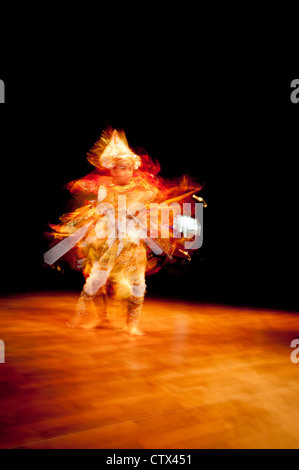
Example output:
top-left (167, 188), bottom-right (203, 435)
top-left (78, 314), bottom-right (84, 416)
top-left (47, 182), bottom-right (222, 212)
top-left (0, 292), bottom-right (298, 449)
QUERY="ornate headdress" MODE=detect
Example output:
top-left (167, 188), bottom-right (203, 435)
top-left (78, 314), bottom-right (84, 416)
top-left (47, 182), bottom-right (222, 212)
top-left (87, 127), bottom-right (142, 170)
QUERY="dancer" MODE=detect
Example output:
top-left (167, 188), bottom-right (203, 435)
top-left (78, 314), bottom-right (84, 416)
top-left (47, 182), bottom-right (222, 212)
top-left (44, 127), bottom-right (204, 335)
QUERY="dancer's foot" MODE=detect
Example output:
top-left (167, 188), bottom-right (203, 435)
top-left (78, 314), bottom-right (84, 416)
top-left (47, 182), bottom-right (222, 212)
top-left (128, 326), bottom-right (145, 336)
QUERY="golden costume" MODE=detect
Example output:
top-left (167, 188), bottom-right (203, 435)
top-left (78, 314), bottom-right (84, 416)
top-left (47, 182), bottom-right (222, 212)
top-left (44, 128), bottom-right (204, 334)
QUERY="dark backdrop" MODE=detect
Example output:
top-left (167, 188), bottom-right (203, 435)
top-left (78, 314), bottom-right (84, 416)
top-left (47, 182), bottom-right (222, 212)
top-left (0, 63), bottom-right (298, 311)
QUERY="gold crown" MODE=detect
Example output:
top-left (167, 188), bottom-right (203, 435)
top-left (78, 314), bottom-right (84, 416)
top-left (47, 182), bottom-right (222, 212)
top-left (87, 128), bottom-right (141, 170)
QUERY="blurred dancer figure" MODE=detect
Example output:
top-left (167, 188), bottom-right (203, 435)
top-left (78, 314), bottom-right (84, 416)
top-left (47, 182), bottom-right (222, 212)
top-left (44, 128), bottom-right (203, 335)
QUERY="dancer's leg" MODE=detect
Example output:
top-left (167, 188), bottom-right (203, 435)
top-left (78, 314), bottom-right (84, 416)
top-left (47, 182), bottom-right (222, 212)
top-left (66, 290), bottom-right (97, 328)
top-left (127, 291), bottom-right (145, 336)
top-left (66, 263), bottom-right (111, 328)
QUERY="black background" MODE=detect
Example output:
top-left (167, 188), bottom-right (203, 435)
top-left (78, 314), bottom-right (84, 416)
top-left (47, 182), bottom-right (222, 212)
top-left (0, 48), bottom-right (298, 311)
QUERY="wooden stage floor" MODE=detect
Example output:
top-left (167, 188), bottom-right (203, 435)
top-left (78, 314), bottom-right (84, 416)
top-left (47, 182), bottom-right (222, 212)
top-left (0, 292), bottom-right (298, 449)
